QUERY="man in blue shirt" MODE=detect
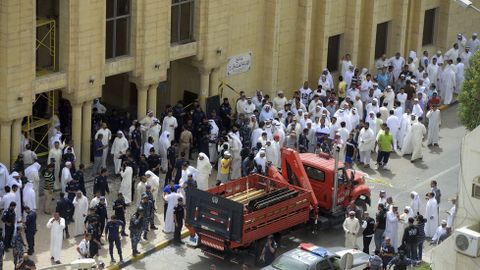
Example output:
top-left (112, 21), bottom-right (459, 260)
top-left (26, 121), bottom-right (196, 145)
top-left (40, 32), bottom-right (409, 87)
top-left (24, 206), bottom-right (37, 255)
top-left (105, 215), bottom-right (125, 263)
top-left (93, 134), bottom-right (107, 175)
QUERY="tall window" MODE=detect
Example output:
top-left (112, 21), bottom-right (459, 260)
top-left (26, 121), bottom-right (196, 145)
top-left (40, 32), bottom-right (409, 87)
top-left (106, 0), bottom-right (131, 59)
top-left (375, 21), bottom-right (389, 59)
top-left (327, 35), bottom-right (341, 72)
top-left (171, 0), bottom-right (195, 44)
top-left (423, 8), bottom-right (436, 46)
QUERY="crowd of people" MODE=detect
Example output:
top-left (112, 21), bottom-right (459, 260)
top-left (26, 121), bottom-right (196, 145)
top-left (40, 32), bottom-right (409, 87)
top-left (0, 32), bottom-right (475, 269)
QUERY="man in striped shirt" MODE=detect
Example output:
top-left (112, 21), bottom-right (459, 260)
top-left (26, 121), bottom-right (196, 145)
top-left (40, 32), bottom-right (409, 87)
top-left (43, 163), bottom-right (56, 214)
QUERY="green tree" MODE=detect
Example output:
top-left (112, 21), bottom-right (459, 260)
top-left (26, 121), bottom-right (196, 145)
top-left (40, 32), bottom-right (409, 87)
top-left (459, 51), bottom-right (480, 130)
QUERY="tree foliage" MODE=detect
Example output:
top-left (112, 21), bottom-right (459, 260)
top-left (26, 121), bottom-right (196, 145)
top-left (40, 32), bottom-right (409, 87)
top-left (459, 51), bottom-right (480, 131)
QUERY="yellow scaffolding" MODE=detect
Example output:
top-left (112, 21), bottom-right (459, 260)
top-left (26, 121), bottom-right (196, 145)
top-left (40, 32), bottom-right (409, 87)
top-left (36, 17), bottom-right (56, 75)
top-left (22, 91), bottom-right (56, 157)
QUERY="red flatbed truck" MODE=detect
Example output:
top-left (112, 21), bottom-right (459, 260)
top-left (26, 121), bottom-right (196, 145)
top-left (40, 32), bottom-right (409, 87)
top-left (185, 147), bottom-right (370, 261)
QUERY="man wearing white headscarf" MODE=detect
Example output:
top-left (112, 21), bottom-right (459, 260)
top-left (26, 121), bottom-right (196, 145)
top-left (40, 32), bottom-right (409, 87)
top-left (72, 191), bottom-right (89, 236)
top-left (196, 153), bottom-right (212, 190)
top-left (120, 163), bottom-right (133, 204)
top-left (365, 99), bottom-right (380, 116)
top-left (409, 117), bottom-right (427, 162)
top-left (400, 114), bottom-right (416, 156)
top-left (264, 140), bottom-right (279, 169)
top-left (162, 110), bottom-right (178, 143)
top-left (365, 112), bottom-right (378, 135)
top-left (386, 110), bottom-right (400, 151)
top-left (23, 182), bottom-right (36, 211)
top-left (410, 191), bottom-right (422, 216)
top-left (158, 131), bottom-right (171, 172)
top-left (163, 191), bottom-right (183, 233)
top-left (208, 120), bottom-right (219, 162)
top-left (440, 63), bottom-right (456, 105)
top-left (425, 192), bottom-right (439, 238)
top-left (412, 99), bottom-right (424, 120)
top-left (147, 120), bottom-right (161, 153)
top-left (92, 99), bottom-right (107, 114)
top-left (426, 105), bottom-right (441, 146)
top-left (343, 211), bottom-right (360, 249)
top-left (61, 162), bottom-right (73, 193)
top-left (95, 122), bottom-right (112, 168)
top-left (47, 140), bottom-right (64, 190)
top-left (385, 205), bottom-right (400, 251)
top-left (144, 171), bottom-right (160, 208)
top-left (358, 122), bottom-right (375, 168)
top-left (24, 163), bottom-right (41, 205)
top-left (111, 131), bottom-right (129, 175)
top-left (254, 149), bottom-right (267, 174)
top-left (228, 132), bottom-right (243, 179)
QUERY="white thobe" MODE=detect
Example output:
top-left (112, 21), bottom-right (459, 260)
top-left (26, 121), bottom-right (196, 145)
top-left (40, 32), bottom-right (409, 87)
top-left (24, 163), bottom-right (41, 207)
top-left (196, 155), bottom-right (213, 191)
top-left (426, 109), bottom-right (441, 145)
top-left (0, 163), bottom-right (8, 197)
top-left (23, 182), bottom-right (36, 211)
top-left (143, 142), bottom-right (154, 157)
top-left (447, 205), bottom-right (456, 228)
top-left (440, 68), bottom-right (456, 105)
top-left (396, 93), bottom-right (407, 111)
top-left (146, 171), bottom-right (160, 208)
top-left (73, 196), bottom-right (89, 236)
top-left (159, 133), bottom-right (171, 172)
top-left (386, 115), bottom-right (400, 150)
top-left (47, 147), bottom-right (63, 189)
top-left (385, 211), bottom-right (399, 251)
top-left (455, 62), bottom-right (465, 93)
top-left (46, 217), bottom-right (66, 261)
top-left (136, 182), bottom-right (147, 206)
top-left (266, 141), bottom-right (281, 168)
top-left (427, 64), bottom-right (439, 86)
top-left (13, 189), bottom-right (22, 221)
top-left (111, 136), bottom-right (129, 174)
top-left (390, 57), bottom-right (405, 79)
top-left (410, 122), bottom-right (427, 161)
top-left (412, 104), bottom-right (423, 118)
top-left (410, 192), bottom-right (422, 216)
top-left (432, 226), bottom-right (447, 244)
top-left (147, 124), bottom-right (162, 154)
top-left (61, 167), bottom-right (72, 193)
top-left (343, 217), bottom-right (360, 248)
top-left (164, 192), bottom-right (183, 233)
top-left (90, 196), bottom-right (108, 208)
top-left (95, 128), bottom-right (112, 168)
top-left (162, 116), bottom-right (178, 143)
top-left (120, 166), bottom-right (133, 204)
top-left (425, 198), bottom-right (439, 237)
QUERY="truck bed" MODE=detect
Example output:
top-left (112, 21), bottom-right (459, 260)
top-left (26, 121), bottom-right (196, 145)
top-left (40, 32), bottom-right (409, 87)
top-left (186, 174), bottom-right (312, 251)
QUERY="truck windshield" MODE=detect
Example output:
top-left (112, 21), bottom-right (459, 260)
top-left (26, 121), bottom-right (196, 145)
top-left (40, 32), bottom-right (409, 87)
top-left (271, 255), bottom-right (310, 270)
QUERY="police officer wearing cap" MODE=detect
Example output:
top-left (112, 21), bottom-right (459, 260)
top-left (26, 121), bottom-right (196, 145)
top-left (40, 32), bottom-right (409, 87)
top-left (113, 193), bottom-right (128, 236)
top-left (140, 192), bottom-right (153, 240)
top-left (145, 185), bottom-right (158, 231)
top-left (173, 197), bottom-right (185, 244)
top-left (129, 206), bottom-right (144, 256)
top-left (105, 215), bottom-right (125, 262)
top-left (95, 197), bottom-right (108, 239)
top-left (93, 168), bottom-right (110, 197)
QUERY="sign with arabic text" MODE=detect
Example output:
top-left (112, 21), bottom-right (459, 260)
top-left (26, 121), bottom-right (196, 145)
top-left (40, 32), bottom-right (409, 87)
top-left (227, 52), bottom-right (252, 76)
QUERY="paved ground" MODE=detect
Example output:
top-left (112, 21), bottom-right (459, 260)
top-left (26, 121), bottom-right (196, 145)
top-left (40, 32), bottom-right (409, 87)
top-left (126, 105), bottom-right (465, 270)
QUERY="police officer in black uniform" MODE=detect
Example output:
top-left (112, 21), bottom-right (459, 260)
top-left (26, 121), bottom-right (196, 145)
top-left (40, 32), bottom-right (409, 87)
top-left (113, 193), bottom-right (128, 236)
top-left (24, 205), bottom-right (37, 255)
top-left (105, 215), bottom-right (125, 262)
top-left (74, 163), bottom-right (86, 196)
top-left (87, 217), bottom-right (102, 257)
top-left (173, 197), bottom-right (185, 245)
top-left (56, 192), bottom-right (73, 238)
top-left (93, 168), bottom-right (110, 196)
top-left (145, 185), bottom-right (158, 230)
top-left (95, 197), bottom-right (108, 239)
top-left (2, 201), bottom-right (16, 251)
top-left (129, 206), bottom-right (144, 256)
top-left (139, 193), bottom-right (153, 240)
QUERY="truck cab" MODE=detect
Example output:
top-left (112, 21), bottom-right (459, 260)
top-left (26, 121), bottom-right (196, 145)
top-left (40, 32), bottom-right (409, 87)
top-left (271, 148), bottom-right (371, 227)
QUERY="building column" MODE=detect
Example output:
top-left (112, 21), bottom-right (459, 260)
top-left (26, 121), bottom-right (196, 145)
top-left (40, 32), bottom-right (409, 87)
top-left (71, 103), bottom-right (82, 163)
top-left (209, 68), bottom-right (221, 96)
top-left (11, 119), bottom-right (22, 164)
top-left (0, 121), bottom-right (12, 169)
top-left (199, 69), bottom-right (211, 111)
top-left (137, 85), bottom-right (149, 119)
top-left (148, 85), bottom-right (157, 115)
top-left (81, 102), bottom-right (92, 166)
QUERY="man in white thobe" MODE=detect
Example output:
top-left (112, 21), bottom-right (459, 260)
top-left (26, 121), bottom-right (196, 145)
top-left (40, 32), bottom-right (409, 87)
top-left (228, 132), bottom-right (243, 179)
top-left (95, 122), bottom-right (112, 168)
top-left (431, 220), bottom-right (448, 245)
top-left (73, 191), bottom-right (89, 236)
top-left (47, 140), bottom-right (64, 190)
top-left (409, 119), bottom-right (427, 162)
top-left (46, 213), bottom-right (66, 264)
top-left (410, 191), bottom-right (422, 216)
top-left (385, 206), bottom-right (400, 251)
top-left (358, 123), bottom-right (374, 168)
top-left (196, 153), bottom-right (212, 191)
top-left (158, 131), bottom-right (171, 172)
top-left (136, 177), bottom-right (147, 206)
top-left (389, 53), bottom-right (405, 79)
top-left (61, 161), bottom-right (73, 193)
top-left (0, 163), bottom-right (9, 197)
top-left (23, 182), bottom-right (36, 211)
top-left (145, 171), bottom-right (160, 208)
top-left (425, 192), bottom-right (439, 238)
top-left (455, 58), bottom-right (465, 93)
top-left (343, 211), bottom-right (360, 248)
top-left (440, 64), bottom-right (456, 105)
top-left (120, 164), bottom-right (133, 204)
top-left (426, 105), bottom-right (441, 146)
top-left (163, 191), bottom-right (183, 233)
top-left (162, 111), bottom-right (178, 143)
top-left (386, 111), bottom-right (400, 151)
top-left (147, 120), bottom-right (162, 154)
top-left (111, 131), bottom-right (129, 175)
top-left (24, 162), bottom-right (41, 207)
top-left (446, 198), bottom-right (456, 229)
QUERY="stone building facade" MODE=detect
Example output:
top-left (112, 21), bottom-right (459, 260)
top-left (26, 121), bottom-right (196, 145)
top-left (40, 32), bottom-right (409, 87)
top-left (0, 0), bottom-right (479, 167)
